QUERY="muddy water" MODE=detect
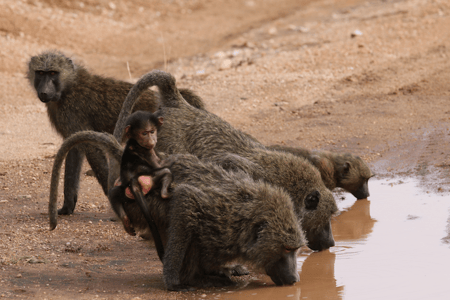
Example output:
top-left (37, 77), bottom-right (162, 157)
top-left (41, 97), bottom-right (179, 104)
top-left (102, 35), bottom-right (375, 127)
top-left (192, 178), bottom-right (450, 300)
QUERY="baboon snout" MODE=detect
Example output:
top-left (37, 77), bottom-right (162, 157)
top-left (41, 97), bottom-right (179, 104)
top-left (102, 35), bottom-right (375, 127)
top-left (307, 221), bottom-right (335, 251)
top-left (353, 181), bottom-right (370, 200)
top-left (38, 91), bottom-right (52, 103)
top-left (265, 250), bottom-right (299, 286)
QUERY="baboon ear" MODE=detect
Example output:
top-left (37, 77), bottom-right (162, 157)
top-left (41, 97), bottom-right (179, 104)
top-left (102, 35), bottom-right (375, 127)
top-left (157, 116), bottom-right (164, 127)
top-left (125, 125), bottom-right (131, 137)
top-left (305, 190), bottom-right (320, 210)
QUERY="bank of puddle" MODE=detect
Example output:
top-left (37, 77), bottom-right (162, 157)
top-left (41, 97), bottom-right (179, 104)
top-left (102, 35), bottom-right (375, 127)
top-left (191, 178), bottom-right (450, 300)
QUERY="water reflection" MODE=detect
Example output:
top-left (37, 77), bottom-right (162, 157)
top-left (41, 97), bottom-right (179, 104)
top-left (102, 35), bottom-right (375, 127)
top-left (299, 250), bottom-right (343, 299)
top-left (332, 199), bottom-right (376, 241)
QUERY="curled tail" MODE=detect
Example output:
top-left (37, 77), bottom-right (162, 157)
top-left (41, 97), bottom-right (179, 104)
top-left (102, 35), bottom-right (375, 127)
top-left (49, 131), bottom-right (123, 230)
top-left (113, 70), bottom-right (188, 141)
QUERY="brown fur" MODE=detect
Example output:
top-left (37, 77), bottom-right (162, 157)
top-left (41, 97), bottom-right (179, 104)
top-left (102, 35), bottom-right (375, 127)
top-left (48, 131), bottom-right (305, 290)
top-left (268, 145), bottom-right (373, 199)
top-left (27, 50), bottom-right (204, 215)
top-left (115, 70), bottom-right (338, 251)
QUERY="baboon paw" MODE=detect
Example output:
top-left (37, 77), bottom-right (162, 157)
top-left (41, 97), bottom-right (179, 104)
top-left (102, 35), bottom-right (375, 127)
top-left (58, 206), bottom-right (74, 215)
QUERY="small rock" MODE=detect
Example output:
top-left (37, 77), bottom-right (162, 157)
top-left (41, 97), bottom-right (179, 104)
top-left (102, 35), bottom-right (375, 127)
top-left (16, 274), bottom-right (22, 278)
top-left (351, 30), bottom-right (363, 38)
top-left (288, 24), bottom-right (297, 31)
top-left (214, 51), bottom-right (226, 59)
top-left (299, 26), bottom-right (310, 33)
top-left (27, 257), bottom-right (45, 264)
top-left (268, 27), bottom-right (277, 35)
top-left (219, 59), bottom-right (232, 70)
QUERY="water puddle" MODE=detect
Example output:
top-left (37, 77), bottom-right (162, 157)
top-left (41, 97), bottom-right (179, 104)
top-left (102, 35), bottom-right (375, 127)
top-left (192, 178), bottom-right (450, 299)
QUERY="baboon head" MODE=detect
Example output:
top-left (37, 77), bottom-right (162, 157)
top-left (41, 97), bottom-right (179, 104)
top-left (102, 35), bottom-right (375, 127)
top-left (27, 50), bottom-right (77, 103)
top-left (245, 184), bottom-right (305, 285)
top-left (301, 189), bottom-right (336, 251)
top-left (336, 154), bottom-right (373, 200)
top-left (124, 110), bottom-right (164, 149)
top-left (276, 153), bottom-right (338, 252)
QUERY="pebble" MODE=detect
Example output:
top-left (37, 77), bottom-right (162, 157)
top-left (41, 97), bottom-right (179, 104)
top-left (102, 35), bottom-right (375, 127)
top-left (268, 27), bottom-right (277, 35)
top-left (351, 29), bottom-right (363, 38)
top-left (219, 59), bottom-right (232, 70)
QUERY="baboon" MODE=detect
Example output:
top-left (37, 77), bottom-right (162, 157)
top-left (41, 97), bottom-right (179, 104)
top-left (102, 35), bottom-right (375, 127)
top-left (48, 131), bottom-right (305, 290)
top-left (27, 50), bottom-right (204, 216)
top-left (109, 111), bottom-right (175, 261)
top-left (113, 70), bottom-right (338, 252)
top-left (268, 145), bottom-right (373, 199)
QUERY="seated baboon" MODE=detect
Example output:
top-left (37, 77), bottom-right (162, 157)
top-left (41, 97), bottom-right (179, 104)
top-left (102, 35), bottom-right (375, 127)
top-left (48, 131), bottom-right (305, 291)
top-left (27, 50), bottom-right (204, 216)
top-left (268, 145), bottom-right (374, 199)
top-left (112, 70), bottom-right (339, 252)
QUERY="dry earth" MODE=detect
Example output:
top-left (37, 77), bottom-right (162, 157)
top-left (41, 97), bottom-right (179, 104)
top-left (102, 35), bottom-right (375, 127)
top-left (0, 0), bottom-right (450, 299)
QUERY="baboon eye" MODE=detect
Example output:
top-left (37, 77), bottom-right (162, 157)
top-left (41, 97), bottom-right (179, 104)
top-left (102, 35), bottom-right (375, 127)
top-left (150, 130), bottom-right (155, 134)
top-left (284, 246), bottom-right (296, 253)
top-left (305, 190), bottom-right (320, 210)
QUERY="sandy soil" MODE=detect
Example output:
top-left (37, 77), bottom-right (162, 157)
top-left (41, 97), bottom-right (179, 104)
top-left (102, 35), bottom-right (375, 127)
top-left (0, 0), bottom-right (449, 298)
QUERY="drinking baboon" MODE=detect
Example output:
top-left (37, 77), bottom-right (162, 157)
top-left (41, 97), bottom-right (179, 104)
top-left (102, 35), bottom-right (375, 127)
top-left (268, 145), bottom-right (373, 199)
top-left (113, 70), bottom-right (338, 251)
top-left (27, 50), bottom-right (204, 215)
top-left (48, 131), bottom-right (305, 290)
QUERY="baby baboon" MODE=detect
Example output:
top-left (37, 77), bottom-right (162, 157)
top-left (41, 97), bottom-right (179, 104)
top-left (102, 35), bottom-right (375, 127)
top-left (27, 50), bottom-right (204, 216)
top-left (114, 70), bottom-right (338, 252)
top-left (48, 132), bottom-right (305, 291)
top-left (268, 145), bottom-right (373, 199)
top-left (110, 110), bottom-right (173, 261)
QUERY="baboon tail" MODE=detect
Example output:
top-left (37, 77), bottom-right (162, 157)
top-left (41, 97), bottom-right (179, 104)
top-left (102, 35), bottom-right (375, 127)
top-left (113, 70), bottom-right (187, 141)
top-left (49, 131), bottom-right (123, 230)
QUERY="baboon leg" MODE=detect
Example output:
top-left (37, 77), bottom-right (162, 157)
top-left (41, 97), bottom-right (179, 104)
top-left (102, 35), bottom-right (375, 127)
top-left (84, 146), bottom-right (109, 195)
top-left (152, 168), bottom-right (172, 199)
top-left (60, 147), bottom-right (84, 215)
top-left (129, 178), bottom-right (165, 261)
top-left (163, 204), bottom-right (194, 291)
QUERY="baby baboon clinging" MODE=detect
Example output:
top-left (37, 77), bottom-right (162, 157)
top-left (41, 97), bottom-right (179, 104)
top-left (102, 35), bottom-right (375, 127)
top-left (109, 110), bottom-right (173, 261)
top-left (268, 145), bottom-right (373, 199)
top-left (114, 70), bottom-right (338, 252)
top-left (48, 132), bottom-right (305, 290)
top-left (27, 50), bottom-right (204, 216)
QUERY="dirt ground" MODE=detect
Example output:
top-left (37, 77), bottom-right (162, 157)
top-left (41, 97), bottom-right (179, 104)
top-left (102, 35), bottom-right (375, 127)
top-left (0, 0), bottom-right (450, 298)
